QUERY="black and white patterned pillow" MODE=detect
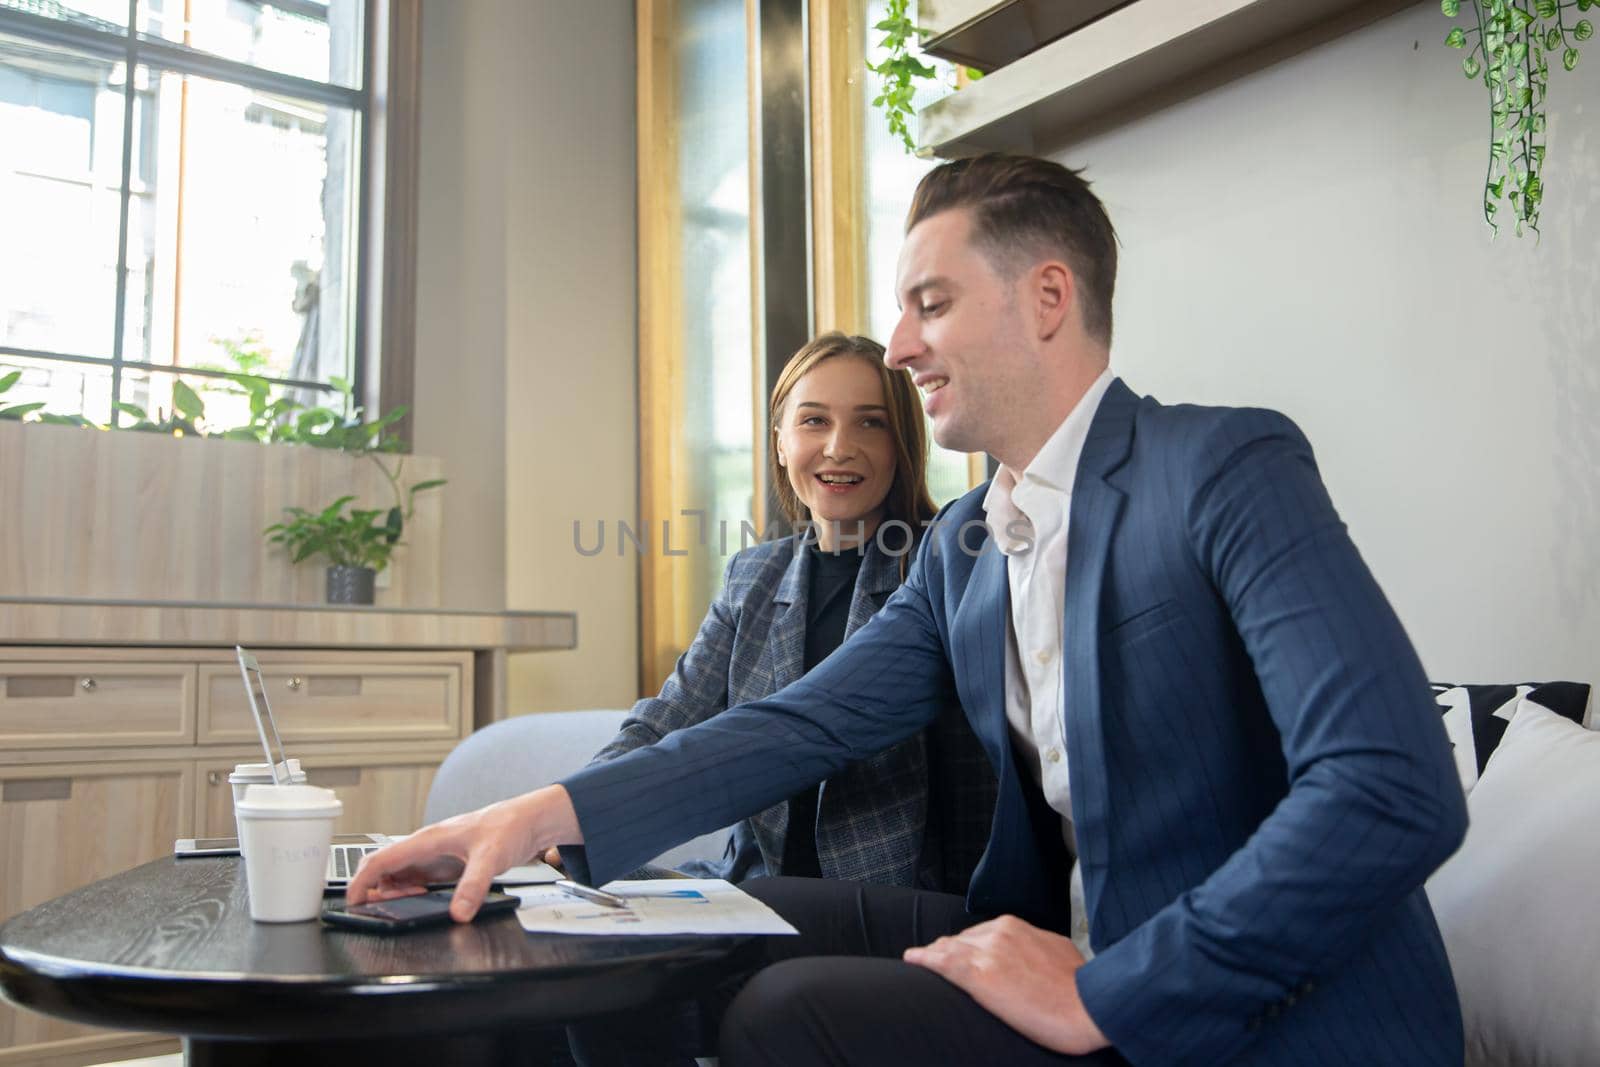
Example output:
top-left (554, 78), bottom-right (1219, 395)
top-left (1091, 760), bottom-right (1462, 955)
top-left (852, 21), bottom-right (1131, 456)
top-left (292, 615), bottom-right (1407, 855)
top-left (1433, 681), bottom-right (1592, 793)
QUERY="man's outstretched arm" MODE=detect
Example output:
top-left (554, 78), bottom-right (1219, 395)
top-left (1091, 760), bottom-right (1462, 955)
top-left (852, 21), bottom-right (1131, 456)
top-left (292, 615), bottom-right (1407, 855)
top-left (351, 521), bottom-right (957, 913)
top-left (560, 556), bottom-right (954, 886)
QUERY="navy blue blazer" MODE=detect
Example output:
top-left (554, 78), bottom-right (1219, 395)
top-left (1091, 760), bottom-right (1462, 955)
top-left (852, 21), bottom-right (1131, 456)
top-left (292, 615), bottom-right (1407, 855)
top-left (590, 535), bottom-right (995, 890)
top-left (564, 379), bottom-right (1469, 1065)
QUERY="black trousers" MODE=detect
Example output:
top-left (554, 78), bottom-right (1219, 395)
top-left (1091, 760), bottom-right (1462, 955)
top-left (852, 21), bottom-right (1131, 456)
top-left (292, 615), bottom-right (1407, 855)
top-left (570, 877), bottom-right (1128, 1067)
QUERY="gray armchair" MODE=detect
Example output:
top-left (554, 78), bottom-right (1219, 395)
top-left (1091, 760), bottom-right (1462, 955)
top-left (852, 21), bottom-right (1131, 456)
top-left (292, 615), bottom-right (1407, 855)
top-left (423, 709), bottom-right (732, 870)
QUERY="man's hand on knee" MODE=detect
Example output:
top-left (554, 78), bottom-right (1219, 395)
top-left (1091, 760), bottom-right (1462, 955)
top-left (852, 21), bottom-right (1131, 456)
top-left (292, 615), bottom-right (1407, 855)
top-left (903, 915), bottom-right (1110, 1056)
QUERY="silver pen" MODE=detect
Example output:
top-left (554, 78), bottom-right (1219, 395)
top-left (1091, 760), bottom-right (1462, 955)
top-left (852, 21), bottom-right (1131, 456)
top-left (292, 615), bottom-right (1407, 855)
top-left (555, 879), bottom-right (630, 909)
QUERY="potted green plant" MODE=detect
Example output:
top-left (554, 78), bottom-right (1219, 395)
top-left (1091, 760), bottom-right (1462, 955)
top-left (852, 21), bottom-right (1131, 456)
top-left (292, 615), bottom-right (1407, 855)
top-left (263, 466), bottom-right (444, 605)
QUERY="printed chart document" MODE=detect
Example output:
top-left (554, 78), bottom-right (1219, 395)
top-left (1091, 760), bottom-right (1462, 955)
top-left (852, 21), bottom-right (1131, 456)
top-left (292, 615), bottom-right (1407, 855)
top-left (508, 879), bottom-right (798, 936)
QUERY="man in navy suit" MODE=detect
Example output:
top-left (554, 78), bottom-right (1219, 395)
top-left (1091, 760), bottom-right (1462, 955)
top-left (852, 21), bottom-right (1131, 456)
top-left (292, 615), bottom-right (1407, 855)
top-left (350, 155), bottom-right (1468, 1065)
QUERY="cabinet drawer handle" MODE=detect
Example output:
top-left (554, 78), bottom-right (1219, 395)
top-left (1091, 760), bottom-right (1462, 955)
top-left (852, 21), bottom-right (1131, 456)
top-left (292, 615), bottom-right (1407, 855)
top-left (80, 677), bottom-right (97, 692)
top-left (4, 778), bottom-right (73, 802)
top-left (307, 675), bottom-right (361, 697)
top-left (3, 676), bottom-right (76, 698)
top-left (310, 767), bottom-right (362, 787)
top-left (208, 771), bottom-right (223, 786)
top-left (287, 677), bottom-right (304, 691)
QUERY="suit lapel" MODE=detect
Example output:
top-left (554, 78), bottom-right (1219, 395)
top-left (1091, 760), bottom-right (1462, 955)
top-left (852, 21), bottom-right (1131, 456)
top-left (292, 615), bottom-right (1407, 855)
top-left (953, 524), bottom-right (1076, 926)
top-left (952, 538), bottom-right (1014, 772)
top-left (750, 539), bottom-right (809, 866)
top-left (767, 539), bottom-right (809, 693)
top-left (1063, 379), bottom-right (1138, 872)
top-left (844, 540), bottom-right (899, 637)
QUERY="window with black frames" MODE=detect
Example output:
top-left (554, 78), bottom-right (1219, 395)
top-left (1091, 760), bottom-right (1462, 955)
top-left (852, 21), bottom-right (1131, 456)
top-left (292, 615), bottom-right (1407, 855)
top-left (0, 0), bottom-right (384, 431)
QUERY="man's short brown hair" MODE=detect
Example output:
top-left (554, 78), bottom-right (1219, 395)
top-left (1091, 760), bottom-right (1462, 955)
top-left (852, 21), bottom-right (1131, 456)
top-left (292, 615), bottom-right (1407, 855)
top-left (906, 154), bottom-right (1118, 344)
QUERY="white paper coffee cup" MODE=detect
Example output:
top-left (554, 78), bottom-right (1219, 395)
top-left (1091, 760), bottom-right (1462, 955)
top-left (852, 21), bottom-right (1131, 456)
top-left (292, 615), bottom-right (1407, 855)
top-left (236, 783), bottom-right (342, 923)
top-left (229, 760), bottom-right (308, 839)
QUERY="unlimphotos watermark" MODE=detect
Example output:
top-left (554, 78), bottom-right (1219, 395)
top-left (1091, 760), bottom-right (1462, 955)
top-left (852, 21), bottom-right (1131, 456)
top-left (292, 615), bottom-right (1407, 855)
top-left (571, 511), bottom-right (1034, 559)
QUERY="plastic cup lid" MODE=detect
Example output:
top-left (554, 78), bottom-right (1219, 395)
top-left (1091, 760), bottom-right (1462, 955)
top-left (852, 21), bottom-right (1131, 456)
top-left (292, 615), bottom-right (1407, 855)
top-left (229, 759), bottom-right (305, 782)
top-left (236, 783), bottom-right (342, 817)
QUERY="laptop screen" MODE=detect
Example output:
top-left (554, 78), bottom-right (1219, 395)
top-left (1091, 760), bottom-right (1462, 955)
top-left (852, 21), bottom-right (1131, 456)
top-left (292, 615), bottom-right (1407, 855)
top-left (235, 645), bottom-right (294, 786)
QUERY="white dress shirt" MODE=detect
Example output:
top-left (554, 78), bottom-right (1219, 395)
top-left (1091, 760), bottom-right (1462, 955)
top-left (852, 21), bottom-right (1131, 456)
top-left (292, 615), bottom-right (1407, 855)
top-left (981, 367), bottom-right (1114, 954)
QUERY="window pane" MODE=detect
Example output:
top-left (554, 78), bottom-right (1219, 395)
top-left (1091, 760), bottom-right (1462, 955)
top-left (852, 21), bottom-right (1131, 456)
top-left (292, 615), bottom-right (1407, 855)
top-left (173, 369), bottom-right (262, 431)
top-left (116, 365), bottom-right (331, 434)
top-left (124, 65), bottom-right (358, 393)
top-left (0, 354), bottom-right (112, 423)
top-left (0, 0), bottom-right (128, 31)
top-left (860, 0), bottom-right (975, 504)
top-left (137, 0), bottom-right (364, 89)
top-left (0, 32), bottom-right (124, 357)
top-left (678, 0), bottom-right (754, 616)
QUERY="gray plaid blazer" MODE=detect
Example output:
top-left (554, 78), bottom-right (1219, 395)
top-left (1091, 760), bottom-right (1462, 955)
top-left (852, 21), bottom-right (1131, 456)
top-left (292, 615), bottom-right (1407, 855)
top-left (591, 535), bottom-right (995, 891)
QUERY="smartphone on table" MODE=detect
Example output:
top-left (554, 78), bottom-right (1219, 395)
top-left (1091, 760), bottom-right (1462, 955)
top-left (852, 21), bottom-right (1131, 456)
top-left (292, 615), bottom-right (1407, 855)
top-left (322, 890), bottom-right (521, 934)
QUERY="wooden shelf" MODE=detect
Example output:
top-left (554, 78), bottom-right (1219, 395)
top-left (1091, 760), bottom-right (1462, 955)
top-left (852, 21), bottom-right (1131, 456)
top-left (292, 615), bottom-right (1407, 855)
top-left (917, 0), bottom-right (1409, 157)
top-left (919, 0), bottom-right (1133, 72)
top-left (0, 597), bottom-right (576, 653)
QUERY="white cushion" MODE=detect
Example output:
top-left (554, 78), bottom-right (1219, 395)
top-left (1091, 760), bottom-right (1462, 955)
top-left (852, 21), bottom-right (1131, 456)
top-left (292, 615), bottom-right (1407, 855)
top-left (1432, 682), bottom-right (1592, 794)
top-left (1427, 699), bottom-right (1600, 1067)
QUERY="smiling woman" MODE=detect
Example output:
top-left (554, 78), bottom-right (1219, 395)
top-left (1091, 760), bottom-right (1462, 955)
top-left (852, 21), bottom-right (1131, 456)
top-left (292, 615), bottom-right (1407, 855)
top-left (563, 330), bottom-right (995, 1063)
top-left (573, 329), bottom-right (991, 887)
top-left (770, 332), bottom-right (932, 556)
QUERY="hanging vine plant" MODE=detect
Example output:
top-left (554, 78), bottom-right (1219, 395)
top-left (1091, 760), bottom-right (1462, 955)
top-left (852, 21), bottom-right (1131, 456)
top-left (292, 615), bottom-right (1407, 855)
top-left (867, 0), bottom-right (980, 155)
top-left (867, 0), bottom-right (936, 153)
top-left (1442, 0), bottom-right (1593, 236)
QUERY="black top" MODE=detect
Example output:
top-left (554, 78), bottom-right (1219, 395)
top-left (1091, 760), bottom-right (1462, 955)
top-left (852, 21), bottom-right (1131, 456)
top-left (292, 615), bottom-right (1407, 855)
top-left (783, 543), bottom-right (868, 878)
top-left (0, 857), bottom-right (754, 1043)
top-left (802, 543), bottom-right (867, 673)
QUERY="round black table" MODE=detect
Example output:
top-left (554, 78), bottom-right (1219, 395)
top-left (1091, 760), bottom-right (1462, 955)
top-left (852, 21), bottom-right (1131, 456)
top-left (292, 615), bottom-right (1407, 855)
top-left (0, 857), bottom-right (757, 1065)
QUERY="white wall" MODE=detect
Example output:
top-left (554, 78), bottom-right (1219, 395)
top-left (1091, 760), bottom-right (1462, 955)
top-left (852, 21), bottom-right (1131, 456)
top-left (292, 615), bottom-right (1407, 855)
top-left (500, 0), bottom-right (639, 714)
top-left (413, 0), bottom-right (509, 612)
top-left (1058, 1), bottom-right (1600, 685)
top-left (414, 0), bottom-right (640, 713)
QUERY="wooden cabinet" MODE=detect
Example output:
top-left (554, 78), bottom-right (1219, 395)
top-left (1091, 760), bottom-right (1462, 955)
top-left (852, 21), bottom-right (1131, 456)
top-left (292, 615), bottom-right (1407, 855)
top-left (0, 759), bottom-right (192, 929)
top-left (0, 647), bottom-right (472, 1067)
top-left (197, 658), bottom-right (462, 744)
top-left (0, 759), bottom-right (191, 1064)
top-left (196, 748), bottom-right (450, 839)
top-left (0, 662), bottom-right (194, 749)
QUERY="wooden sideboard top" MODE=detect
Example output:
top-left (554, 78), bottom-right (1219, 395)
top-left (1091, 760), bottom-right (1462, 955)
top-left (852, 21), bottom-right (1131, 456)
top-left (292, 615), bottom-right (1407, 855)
top-left (0, 597), bottom-right (577, 653)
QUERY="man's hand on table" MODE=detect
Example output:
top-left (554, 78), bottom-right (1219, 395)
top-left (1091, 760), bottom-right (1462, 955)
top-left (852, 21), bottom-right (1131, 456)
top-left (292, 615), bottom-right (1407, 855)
top-left (346, 784), bottom-right (581, 922)
top-left (903, 915), bottom-right (1110, 1056)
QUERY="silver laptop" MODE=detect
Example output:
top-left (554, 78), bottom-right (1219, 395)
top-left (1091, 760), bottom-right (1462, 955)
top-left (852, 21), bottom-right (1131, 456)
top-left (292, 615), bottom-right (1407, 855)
top-left (175, 646), bottom-right (560, 889)
top-left (172, 647), bottom-right (389, 888)
top-left (174, 832), bottom-right (390, 886)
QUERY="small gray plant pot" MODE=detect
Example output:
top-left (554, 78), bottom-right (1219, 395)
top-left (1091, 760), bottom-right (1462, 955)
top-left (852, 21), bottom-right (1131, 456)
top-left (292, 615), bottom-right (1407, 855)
top-left (325, 565), bottom-right (377, 605)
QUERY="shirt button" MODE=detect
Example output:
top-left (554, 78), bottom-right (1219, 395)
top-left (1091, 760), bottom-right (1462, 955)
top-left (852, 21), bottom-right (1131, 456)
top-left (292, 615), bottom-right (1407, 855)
top-left (1045, 746), bottom-right (1062, 764)
top-left (1033, 647), bottom-right (1054, 666)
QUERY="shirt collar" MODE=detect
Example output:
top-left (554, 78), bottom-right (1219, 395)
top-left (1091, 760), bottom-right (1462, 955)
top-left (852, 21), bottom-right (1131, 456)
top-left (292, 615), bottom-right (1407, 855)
top-left (1017, 367), bottom-right (1114, 496)
top-left (982, 368), bottom-right (1115, 552)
